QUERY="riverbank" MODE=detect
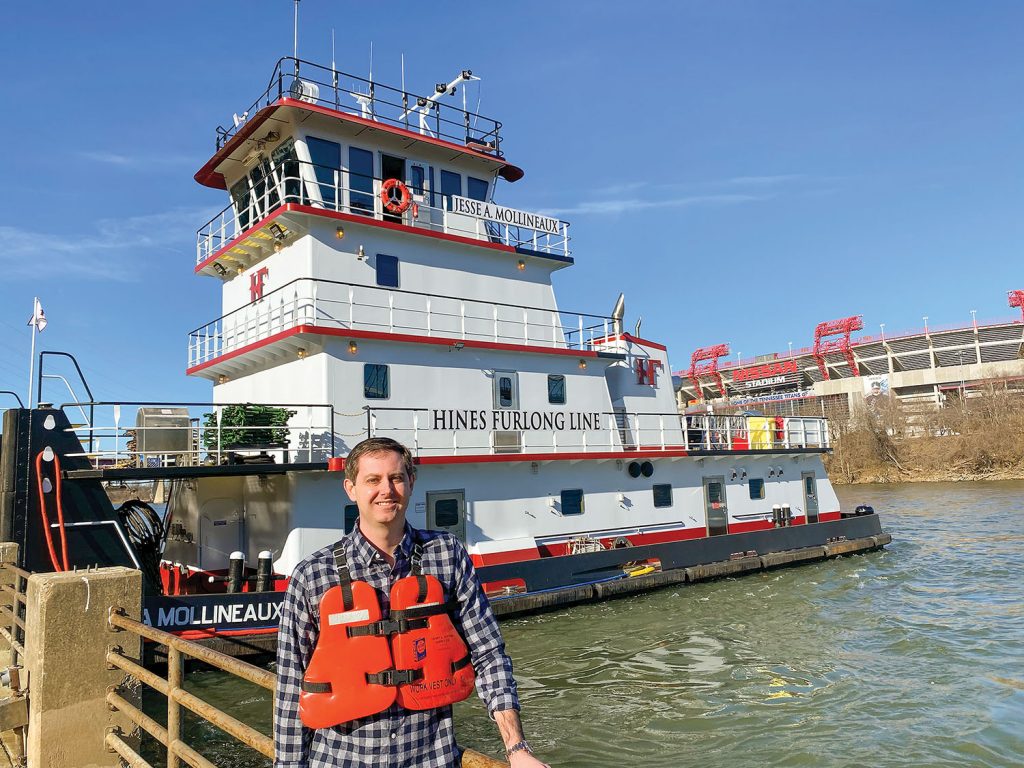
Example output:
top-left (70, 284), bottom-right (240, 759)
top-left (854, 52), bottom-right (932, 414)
top-left (825, 393), bottom-right (1024, 484)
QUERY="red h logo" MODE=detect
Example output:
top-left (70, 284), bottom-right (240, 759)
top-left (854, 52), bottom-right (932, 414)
top-left (250, 267), bottom-right (269, 302)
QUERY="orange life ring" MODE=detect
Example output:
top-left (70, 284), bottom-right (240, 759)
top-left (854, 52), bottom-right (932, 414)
top-left (380, 178), bottom-right (412, 214)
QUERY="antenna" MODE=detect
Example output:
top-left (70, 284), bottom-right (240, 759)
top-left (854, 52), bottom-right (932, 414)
top-left (293, 0), bottom-right (300, 62)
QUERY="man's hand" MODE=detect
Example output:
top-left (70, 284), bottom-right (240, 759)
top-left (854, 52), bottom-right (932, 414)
top-left (509, 749), bottom-right (550, 767)
top-left (493, 708), bottom-right (550, 766)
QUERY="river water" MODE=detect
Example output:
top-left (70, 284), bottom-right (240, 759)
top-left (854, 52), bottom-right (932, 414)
top-left (168, 481), bottom-right (1024, 767)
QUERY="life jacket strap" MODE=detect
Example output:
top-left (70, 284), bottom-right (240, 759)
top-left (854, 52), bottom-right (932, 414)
top-left (346, 616), bottom-right (429, 638)
top-left (332, 543), bottom-right (354, 610)
top-left (301, 680), bottom-right (333, 694)
top-left (390, 598), bottom-right (460, 621)
top-left (366, 668), bottom-right (423, 687)
top-left (451, 653), bottom-right (472, 673)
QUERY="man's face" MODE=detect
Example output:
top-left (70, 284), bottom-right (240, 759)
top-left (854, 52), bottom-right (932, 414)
top-left (344, 450), bottom-right (414, 529)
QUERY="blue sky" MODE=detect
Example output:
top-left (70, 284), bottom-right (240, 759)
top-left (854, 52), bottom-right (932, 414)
top-left (2, 1), bottom-right (1022, 406)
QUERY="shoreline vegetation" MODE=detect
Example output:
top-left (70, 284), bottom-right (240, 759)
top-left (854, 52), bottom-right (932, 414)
top-left (825, 389), bottom-right (1024, 484)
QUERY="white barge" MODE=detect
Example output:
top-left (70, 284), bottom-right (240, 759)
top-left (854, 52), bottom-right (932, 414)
top-left (0, 57), bottom-right (887, 654)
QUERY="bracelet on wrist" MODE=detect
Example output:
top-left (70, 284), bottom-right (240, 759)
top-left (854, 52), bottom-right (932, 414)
top-left (505, 739), bottom-right (533, 758)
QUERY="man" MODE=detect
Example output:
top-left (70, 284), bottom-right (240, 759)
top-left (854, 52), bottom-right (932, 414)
top-left (275, 437), bottom-right (548, 767)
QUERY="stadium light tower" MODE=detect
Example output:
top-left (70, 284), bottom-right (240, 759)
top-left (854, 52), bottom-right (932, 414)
top-left (970, 309), bottom-right (977, 329)
top-left (880, 323), bottom-right (885, 341)
top-left (923, 316), bottom-right (929, 333)
top-left (788, 341), bottom-right (793, 357)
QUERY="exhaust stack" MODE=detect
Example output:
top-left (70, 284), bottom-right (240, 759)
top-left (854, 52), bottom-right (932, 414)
top-left (611, 293), bottom-right (625, 336)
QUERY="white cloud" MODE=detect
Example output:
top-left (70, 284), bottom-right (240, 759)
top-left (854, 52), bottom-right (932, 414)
top-left (542, 193), bottom-right (765, 217)
top-left (77, 150), bottom-right (197, 168)
top-left (723, 174), bottom-right (806, 186)
top-left (0, 208), bottom-right (217, 281)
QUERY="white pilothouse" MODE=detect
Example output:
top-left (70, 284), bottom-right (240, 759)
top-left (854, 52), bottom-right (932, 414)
top-left (2, 57), bottom-right (885, 647)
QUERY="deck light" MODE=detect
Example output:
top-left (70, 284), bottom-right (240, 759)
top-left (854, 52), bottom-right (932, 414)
top-left (357, 245), bottom-right (366, 260)
top-left (348, 341), bottom-right (358, 355)
top-left (297, 348), bottom-right (307, 359)
top-left (516, 260), bottom-right (526, 271)
top-left (336, 226), bottom-right (345, 240)
top-left (212, 262), bottom-right (227, 277)
top-left (274, 241), bottom-right (284, 253)
top-left (578, 359), bottom-right (587, 370)
top-left (269, 223), bottom-right (286, 240)
top-left (217, 374), bottom-right (228, 384)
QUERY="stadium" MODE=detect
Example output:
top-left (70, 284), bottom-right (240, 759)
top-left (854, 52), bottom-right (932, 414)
top-left (674, 290), bottom-right (1024, 425)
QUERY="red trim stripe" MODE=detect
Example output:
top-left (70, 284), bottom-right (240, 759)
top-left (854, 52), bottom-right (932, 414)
top-left (186, 324), bottom-right (603, 375)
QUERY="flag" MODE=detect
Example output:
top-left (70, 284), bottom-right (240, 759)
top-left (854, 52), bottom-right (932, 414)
top-left (27, 298), bottom-right (47, 332)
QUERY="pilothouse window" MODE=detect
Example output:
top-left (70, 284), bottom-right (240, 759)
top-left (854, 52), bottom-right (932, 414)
top-left (467, 176), bottom-right (489, 202)
top-left (440, 170), bottom-right (461, 207)
top-left (349, 146), bottom-right (375, 215)
top-left (411, 165), bottom-right (425, 196)
top-left (306, 136), bottom-right (340, 207)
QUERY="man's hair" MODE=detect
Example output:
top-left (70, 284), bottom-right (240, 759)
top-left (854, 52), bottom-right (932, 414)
top-left (344, 437), bottom-right (416, 483)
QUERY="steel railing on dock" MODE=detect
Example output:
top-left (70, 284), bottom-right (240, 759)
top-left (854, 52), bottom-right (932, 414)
top-left (106, 608), bottom-right (274, 767)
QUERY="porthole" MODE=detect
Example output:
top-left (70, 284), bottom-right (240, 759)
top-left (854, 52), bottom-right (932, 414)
top-left (640, 461), bottom-right (654, 478)
top-left (627, 461), bottom-right (642, 478)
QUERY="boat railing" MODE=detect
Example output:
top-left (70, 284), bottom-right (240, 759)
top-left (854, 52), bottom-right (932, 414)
top-left (214, 57), bottom-right (503, 155)
top-left (196, 159), bottom-right (571, 265)
top-left (364, 408), bottom-right (829, 456)
top-left (55, 401), bottom-right (338, 469)
top-left (187, 277), bottom-right (612, 368)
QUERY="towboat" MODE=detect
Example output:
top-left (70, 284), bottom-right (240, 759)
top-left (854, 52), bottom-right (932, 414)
top-left (0, 57), bottom-right (887, 654)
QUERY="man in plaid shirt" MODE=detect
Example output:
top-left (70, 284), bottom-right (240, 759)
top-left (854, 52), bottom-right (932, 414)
top-left (275, 437), bottom-right (549, 767)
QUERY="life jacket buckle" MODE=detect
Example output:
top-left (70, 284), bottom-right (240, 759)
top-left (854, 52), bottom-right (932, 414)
top-left (367, 668), bottom-right (422, 687)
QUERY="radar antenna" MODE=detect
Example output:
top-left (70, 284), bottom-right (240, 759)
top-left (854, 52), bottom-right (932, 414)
top-left (399, 70), bottom-right (480, 138)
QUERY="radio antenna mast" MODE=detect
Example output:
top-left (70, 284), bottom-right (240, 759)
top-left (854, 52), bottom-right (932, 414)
top-left (293, 0), bottom-right (300, 62)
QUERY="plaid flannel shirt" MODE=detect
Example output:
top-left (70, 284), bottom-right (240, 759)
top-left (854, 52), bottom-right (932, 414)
top-left (274, 523), bottom-right (519, 767)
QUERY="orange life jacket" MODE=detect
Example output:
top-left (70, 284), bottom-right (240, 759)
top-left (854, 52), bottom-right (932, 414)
top-left (299, 543), bottom-right (476, 728)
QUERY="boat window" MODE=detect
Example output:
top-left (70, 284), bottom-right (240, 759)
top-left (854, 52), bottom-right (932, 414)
top-left (653, 484), bottom-right (673, 508)
top-left (230, 177), bottom-right (252, 231)
top-left (364, 364), bottom-right (389, 399)
top-left (271, 138), bottom-right (301, 204)
top-left (344, 504), bottom-right (359, 534)
top-left (706, 481), bottom-right (724, 506)
top-left (440, 170), bottom-right (461, 207)
top-left (547, 375), bottom-right (566, 404)
top-left (749, 479), bottom-right (765, 500)
top-left (434, 499), bottom-right (460, 527)
top-left (249, 159), bottom-right (278, 215)
top-left (560, 489), bottom-right (584, 516)
top-left (306, 136), bottom-right (341, 207)
top-left (411, 165), bottom-right (425, 196)
top-left (349, 146), bottom-right (375, 215)
top-left (375, 254), bottom-right (399, 288)
top-left (498, 376), bottom-right (513, 407)
top-left (467, 176), bottom-right (489, 202)
top-left (804, 475), bottom-right (815, 496)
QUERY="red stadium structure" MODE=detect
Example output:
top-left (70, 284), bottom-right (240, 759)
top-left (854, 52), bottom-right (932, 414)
top-left (687, 343), bottom-right (730, 400)
top-left (812, 315), bottom-right (863, 381)
top-left (1008, 290), bottom-right (1024, 323)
